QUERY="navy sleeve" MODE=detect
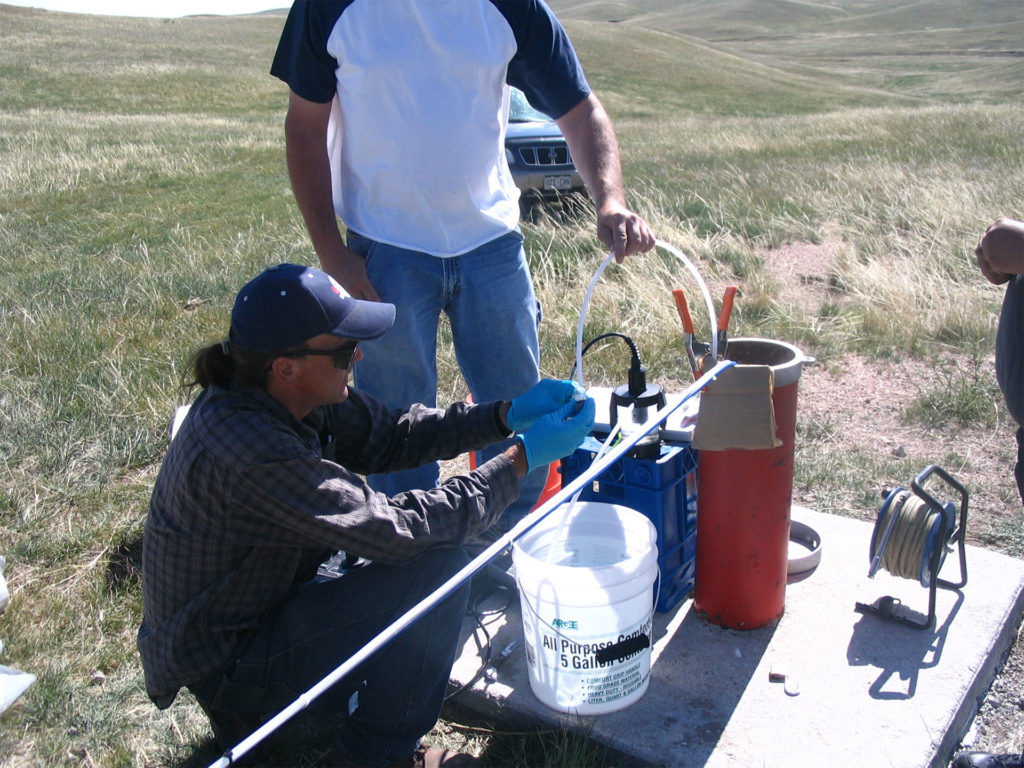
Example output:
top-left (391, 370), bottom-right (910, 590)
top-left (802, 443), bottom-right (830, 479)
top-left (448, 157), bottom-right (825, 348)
top-left (270, 0), bottom-right (351, 103)
top-left (497, 0), bottom-right (591, 120)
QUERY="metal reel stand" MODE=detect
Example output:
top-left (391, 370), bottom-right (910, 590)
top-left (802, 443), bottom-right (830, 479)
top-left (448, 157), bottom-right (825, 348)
top-left (855, 464), bottom-right (968, 630)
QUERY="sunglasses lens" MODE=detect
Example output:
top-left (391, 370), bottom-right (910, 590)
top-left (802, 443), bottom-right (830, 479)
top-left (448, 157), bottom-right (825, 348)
top-left (333, 344), bottom-right (358, 368)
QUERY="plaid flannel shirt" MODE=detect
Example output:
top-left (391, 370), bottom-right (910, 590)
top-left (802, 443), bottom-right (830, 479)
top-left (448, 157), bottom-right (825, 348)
top-left (137, 383), bottom-right (517, 707)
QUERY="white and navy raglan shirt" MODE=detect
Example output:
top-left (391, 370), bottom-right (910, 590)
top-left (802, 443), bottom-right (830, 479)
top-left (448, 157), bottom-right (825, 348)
top-left (271, 0), bottom-right (590, 257)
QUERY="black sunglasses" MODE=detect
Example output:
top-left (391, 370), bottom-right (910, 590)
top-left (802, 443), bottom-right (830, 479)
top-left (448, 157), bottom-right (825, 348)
top-left (281, 341), bottom-right (359, 369)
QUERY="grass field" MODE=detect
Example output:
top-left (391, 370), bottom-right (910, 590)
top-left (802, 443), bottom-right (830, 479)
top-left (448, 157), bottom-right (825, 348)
top-left (0, 1), bottom-right (1022, 765)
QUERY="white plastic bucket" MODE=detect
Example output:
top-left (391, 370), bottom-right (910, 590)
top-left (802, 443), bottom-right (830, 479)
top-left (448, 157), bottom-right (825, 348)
top-left (512, 501), bottom-right (658, 715)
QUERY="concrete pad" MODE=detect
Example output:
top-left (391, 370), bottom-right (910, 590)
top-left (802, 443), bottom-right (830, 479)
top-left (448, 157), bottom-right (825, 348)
top-left (450, 506), bottom-right (1024, 768)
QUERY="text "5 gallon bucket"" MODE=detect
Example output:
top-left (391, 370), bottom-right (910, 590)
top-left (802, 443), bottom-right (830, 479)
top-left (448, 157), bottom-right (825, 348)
top-left (512, 501), bottom-right (658, 715)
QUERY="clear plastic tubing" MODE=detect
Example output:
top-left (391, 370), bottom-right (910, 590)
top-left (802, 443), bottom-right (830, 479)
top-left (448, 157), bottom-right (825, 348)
top-left (543, 420), bottom-right (621, 564)
top-left (574, 241), bottom-right (717, 392)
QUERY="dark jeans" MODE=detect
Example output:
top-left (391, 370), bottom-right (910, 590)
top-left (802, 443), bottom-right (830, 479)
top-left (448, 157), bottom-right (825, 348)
top-left (1016, 427), bottom-right (1024, 508)
top-left (189, 546), bottom-right (471, 766)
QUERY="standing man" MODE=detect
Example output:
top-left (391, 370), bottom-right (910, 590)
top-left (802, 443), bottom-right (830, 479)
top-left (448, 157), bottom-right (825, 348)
top-left (945, 223), bottom-right (1024, 768)
top-left (975, 217), bottom-right (1024, 506)
top-left (137, 263), bottom-right (595, 767)
top-left (270, 0), bottom-right (655, 520)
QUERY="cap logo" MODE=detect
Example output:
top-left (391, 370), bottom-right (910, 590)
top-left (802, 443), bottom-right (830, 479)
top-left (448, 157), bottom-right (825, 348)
top-left (327, 275), bottom-right (345, 298)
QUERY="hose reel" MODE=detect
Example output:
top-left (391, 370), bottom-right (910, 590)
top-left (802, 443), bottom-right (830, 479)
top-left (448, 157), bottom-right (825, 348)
top-left (855, 464), bottom-right (968, 630)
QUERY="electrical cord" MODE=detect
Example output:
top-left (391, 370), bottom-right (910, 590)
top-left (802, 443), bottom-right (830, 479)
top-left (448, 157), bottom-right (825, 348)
top-left (576, 332), bottom-right (641, 367)
top-left (444, 571), bottom-right (517, 701)
top-left (569, 331), bottom-right (649, 398)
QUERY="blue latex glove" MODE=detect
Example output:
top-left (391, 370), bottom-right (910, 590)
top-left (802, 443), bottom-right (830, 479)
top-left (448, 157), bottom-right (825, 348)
top-left (516, 396), bottom-right (596, 473)
top-left (506, 379), bottom-right (586, 431)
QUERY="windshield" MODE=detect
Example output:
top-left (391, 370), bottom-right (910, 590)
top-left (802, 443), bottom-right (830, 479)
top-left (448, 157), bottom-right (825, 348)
top-left (508, 87), bottom-right (551, 123)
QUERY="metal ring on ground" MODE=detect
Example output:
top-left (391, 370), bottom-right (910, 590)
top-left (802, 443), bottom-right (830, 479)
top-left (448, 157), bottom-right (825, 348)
top-left (788, 520), bottom-right (822, 575)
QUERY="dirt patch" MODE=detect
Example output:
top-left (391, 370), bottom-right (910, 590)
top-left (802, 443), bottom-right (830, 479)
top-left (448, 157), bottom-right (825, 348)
top-left (797, 354), bottom-right (1017, 517)
top-left (762, 238), bottom-right (847, 314)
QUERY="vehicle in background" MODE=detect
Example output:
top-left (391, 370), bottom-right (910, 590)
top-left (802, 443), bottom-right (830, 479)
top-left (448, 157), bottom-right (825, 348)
top-left (504, 87), bottom-right (587, 219)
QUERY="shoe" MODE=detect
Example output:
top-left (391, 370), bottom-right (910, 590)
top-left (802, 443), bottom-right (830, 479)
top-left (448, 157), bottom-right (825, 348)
top-left (952, 751), bottom-right (1024, 768)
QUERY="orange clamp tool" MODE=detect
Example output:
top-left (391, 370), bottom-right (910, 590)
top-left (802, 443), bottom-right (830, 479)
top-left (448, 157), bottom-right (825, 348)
top-left (716, 285), bottom-right (738, 360)
top-left (672, 288), bottom-right (700, 379)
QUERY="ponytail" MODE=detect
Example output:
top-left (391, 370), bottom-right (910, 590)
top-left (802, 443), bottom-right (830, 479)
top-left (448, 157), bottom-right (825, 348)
top-left (181, 339), bottom-right (275, 393)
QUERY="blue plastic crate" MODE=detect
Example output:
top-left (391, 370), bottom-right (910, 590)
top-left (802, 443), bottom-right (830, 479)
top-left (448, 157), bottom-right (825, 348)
top-left (561, 436), bottom-right (698, 612)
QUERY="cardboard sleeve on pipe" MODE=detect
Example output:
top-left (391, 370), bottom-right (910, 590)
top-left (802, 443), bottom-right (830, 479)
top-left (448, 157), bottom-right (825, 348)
top-left (691, 365), bottom-right (780, 451)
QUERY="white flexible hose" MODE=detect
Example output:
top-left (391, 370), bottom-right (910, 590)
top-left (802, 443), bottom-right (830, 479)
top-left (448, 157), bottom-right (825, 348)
top-left (573, 250), bottom-right (615, 389)
top-left (543, 419), bottom-right (622, 564)
top-left (574, 241), bottom-right (717, 390)
top-left (207, 360), bottom-right (736, 768)
top-left (655, 239), bottom-right (718, 363)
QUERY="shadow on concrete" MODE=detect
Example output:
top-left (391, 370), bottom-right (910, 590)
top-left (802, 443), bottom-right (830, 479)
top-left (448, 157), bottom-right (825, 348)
top-left (642, 604), bottom-right (778, 765)
top-left (847, 589), bottom-right (965, 700)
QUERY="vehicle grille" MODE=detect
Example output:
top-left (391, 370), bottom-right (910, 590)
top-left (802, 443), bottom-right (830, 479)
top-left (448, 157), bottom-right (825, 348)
top-left (514, 144), bottom-right (571, 167)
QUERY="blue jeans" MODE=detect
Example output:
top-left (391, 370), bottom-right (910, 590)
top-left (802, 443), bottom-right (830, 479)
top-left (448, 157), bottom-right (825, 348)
top-left (189, 547), bottom-right (471, 766)
top-left (347, 229), bottom-right (547, 522)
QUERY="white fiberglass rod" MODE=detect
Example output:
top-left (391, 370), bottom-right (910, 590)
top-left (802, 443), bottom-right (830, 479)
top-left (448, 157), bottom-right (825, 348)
top-left (208, 359), bottom-right (735, 768)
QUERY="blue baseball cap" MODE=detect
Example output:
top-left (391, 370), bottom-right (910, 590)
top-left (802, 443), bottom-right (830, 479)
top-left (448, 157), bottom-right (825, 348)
top-left (230, 264), bottom-right (395, 353)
